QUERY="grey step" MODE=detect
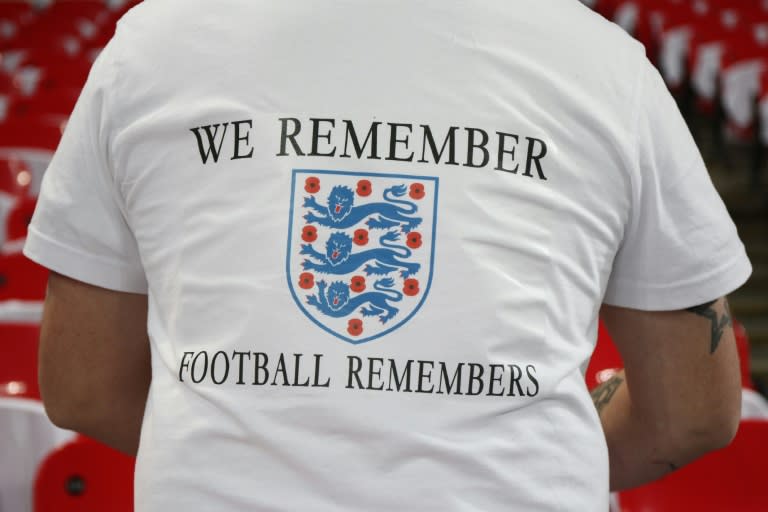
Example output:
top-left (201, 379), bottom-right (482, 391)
top-left (750, 343), bottom-right (768, 376)
top-left (730, 293), bottom-right (768, 317)
top-left (740, 317), bottom-right (768, 348)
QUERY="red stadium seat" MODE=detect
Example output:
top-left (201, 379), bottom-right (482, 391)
top-left (5, 195), bottom-right (36, 242)
top-left (618, 420), bottom-right (768, 512)
top-left (0, 118), bottom-right (64, 151)
top-left (0, 249), bottom-right (48, 301)
top-left (688, 6), bottom-right (751, 112)
top-left (5, 88), bottom-right (80, 119)
top-left (586, 320), bottom-right (623, 390)
top-left (719, 27), bottom-right (768, 139)
top-left (0, 322), bottom-right (40, 400)
top-left (0, 155), bottom-right (32, 197)
top-left (34, 436), bottom-right (135, 512)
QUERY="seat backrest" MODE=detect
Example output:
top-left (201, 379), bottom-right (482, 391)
top-left (0, 250), bottom-right (48, 301)
top-left (5, 196), bottom-right (36, 242)
top-left (619, 420), bottom-right (768, 512)
top-left (0, 322), bottom-right (40, 399)
top-left (34, 436), bottom-right (135, 512)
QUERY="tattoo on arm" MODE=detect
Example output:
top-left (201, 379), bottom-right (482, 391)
top-left (591, 375), bottom-right (624, 415)
top-left (686, 298), bottom-right (732, 355)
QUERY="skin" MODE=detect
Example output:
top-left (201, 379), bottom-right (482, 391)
top-left (39, 272), bottom-right (151, 455)
top-left (39, 271), bottom-right (742, 487)
top-left (596, 298), bottom-right (741, 491)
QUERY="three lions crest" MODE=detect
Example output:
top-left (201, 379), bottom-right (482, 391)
top-left (287, 170), bottom-right (438, 344)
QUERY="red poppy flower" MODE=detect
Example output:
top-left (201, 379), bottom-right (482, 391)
top-left (356, 179), bottom-right (372, 196)
top-left (298, 272), bottom-right (315, 289)
top-left (353, 229), bottom-right (369, 246)
top-left (403, 278), bottom-right (420, 296)
top-left (350, 275), bottom-right (366, 293)
top-left (347, 318), bottom-right (363, 336)
top-left (405, 231), bottom-right (422, 249)
top-left (409, 183), bottom-right (425, 200)
top-left (305, 176), bottom-right (320, 194)
top-left (302, 225), bottom-right (318, 243)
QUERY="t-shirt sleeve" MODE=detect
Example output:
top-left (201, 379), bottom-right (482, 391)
top-left (603, 59), bottom-right (751, 311)
top-left (23, 42), bottom-right (147, 294)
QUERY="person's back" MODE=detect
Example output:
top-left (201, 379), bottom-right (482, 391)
top-left (25, 1), bottom-right (751, 510)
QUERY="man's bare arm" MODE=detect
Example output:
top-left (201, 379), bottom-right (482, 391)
top-left (596, 298), bottom-right (741, 491)
top-left (39, 272), bottom-right (151, 456)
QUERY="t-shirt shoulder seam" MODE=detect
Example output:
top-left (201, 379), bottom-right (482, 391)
top-left (25, 224), bottom-right (141, 272)
top-left (604, 248), bottom-right (751, 309)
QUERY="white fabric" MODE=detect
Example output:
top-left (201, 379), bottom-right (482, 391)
top-left (0, 398), bottom-right (76, 512)
top-left (24, 1), bottom-right (751, 511)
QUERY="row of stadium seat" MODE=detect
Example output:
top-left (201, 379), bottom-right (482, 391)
top-left (0, 3), bottom-right (141, 511)
top-left (584, 0), bottom-right (768, 186)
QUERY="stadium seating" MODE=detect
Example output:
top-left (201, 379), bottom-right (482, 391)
top-left (0, 249), bottom-right (48, 301)
top-left (0, 322), bottom-right (40, 399)
top-left (34, 436), bottom-right (135, 512)
top-left (618, 420), bottom-right (768, 511)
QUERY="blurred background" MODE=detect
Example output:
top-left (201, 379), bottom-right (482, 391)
top-left (581, 0), bottom-right (768, 391)
top-left (0, 0), bottom-right (766, 511)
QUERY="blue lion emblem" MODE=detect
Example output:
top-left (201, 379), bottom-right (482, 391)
top-left (304, 184), bottom-right (422, 232)
top-left (300, 230), bottom-right (420, 278)
top-left (306, 278), bottom-right (403, 323)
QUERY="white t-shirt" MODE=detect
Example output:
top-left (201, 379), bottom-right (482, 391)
top-left (24, 1), bottom-right (752, 510)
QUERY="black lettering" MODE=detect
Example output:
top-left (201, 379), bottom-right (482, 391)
top-left (190, 351), bottom-right (209, 384)
top-left (467, 363), bottom-right (484, 396)
top-left (190, 123), bottom-right (229, 164)
top-left (292, 353), bottom-right (310, 387)
top-left (309, 118), bottom-right (336, 157)
top-left (464, 128), bottom-right (490, 168)
top-left (210, 351), bottom-right (229, 385)
top-left (313, 354), bottom-right (331, 388)
top-left (495, 132), bottom-right (520, 173)
top-left (523, 137), bottom-right (548, 180)
top-left (340, 120), bottom-right (381, 159)
top-left (347, 356), bottom-right (364, 389)
top-left (367, 358), bottom-right (385, 391)
top-left (386, 123), bottom-right (414, 161)
top-left (277, 117), bottom-right (305, 156)
top-left (387, 359), bottom-right (413, 392)
top-left (507, 364), bottom-right (525, 397)
top-left (526, 365), bottom-right (539, 396)
top-left (271, 353), bottom-right (290, 386)
top-left (487, 364), bottom-right (505, 396)
top-left (231, 120), bottom-right (254, 160)
top-left (232, 351), bottom-right (251, 385)
top-left (252, 352), bottom-right (269, 385)
top-left (416, 360), bottom-right (435, 394)
top-left (436, 362), bottom-right (464, 395)
top-left (179, 352), bottom-right (194, 382)
top-left (418, 125), bottom-right (459, 165)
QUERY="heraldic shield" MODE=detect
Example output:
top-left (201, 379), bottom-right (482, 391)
top-left (287, 169), bottom-right (439, 345)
